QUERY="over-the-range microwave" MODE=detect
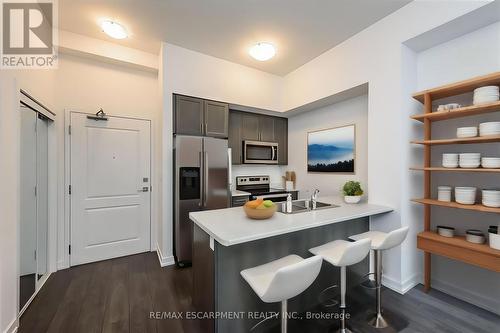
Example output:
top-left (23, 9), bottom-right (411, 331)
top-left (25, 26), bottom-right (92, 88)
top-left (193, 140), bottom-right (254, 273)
top-left (243, 140), bottom-right (278, 164)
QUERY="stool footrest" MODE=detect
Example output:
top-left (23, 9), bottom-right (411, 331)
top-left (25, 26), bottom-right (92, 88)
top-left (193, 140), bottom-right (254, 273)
top-left (318, 284), bottom-right (339, 308)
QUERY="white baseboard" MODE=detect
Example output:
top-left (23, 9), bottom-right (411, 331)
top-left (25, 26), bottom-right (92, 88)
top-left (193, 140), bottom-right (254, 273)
top-left (382, 272), bottom-right (420, 295)
top-left (3, 317), bottom-right (18, 333)
top-left (155, 241), bottom-right (175, 267)
top-left (431, 277), bottom-right (500, 315)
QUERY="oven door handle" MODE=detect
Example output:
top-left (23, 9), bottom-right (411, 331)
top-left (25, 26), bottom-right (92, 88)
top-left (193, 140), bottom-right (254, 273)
top-left (254, 193), bottom-right (289, 200)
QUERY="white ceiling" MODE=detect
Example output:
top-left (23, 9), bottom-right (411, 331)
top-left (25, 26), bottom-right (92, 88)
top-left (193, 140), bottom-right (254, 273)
top-left (59, 0), bottom-right (412, 76)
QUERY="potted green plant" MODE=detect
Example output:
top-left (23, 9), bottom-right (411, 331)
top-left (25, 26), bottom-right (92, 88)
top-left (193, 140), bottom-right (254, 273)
top-left (342, 181), bottom-right (364, 204)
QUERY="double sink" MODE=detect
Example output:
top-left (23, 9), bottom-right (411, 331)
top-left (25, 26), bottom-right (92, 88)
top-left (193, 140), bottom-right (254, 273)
top-left (277, 199), bottom-right (339, 214)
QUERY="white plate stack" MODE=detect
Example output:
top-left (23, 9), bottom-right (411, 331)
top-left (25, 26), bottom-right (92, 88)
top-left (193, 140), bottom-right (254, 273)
top-left (456, 126), bottom-right (477, 138)
top-left (473, 86), bottom-right (499, 105)
top-left (481, 157), bottom-right (500, 168)
top-left (459, 153), bottom-right (481, 168)
top-left (437, 186), bottom-right (452, 202)
top-left (455, 187), bottom-right (476, 205)
top-left (482, 189), bottom-right (500, 208)
top-left (442, 153), bottom-right (459, 168)
top-left (479, 121), bottom-right (500, 136)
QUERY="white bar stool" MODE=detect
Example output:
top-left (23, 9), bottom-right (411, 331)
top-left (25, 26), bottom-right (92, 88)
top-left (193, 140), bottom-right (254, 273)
top-left (241, 255), bottom-right (323, 333)
top-left (309, 238), bottom-right (372, 333)
top-left (349, 226), bottom-right (409, 328)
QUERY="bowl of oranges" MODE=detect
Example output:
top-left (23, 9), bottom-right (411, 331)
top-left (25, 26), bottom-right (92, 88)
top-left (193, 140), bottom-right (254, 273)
top-left (243, 199), bottom-right (277, 220)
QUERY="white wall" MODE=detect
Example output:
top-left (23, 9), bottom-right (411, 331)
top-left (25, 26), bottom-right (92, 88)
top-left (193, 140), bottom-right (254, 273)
top-left (416, 21), bottom-right (500, 314)
top-left (287, 95), bottom-right (368, 199)
top-left (0, 76), bottom-right (21, 333)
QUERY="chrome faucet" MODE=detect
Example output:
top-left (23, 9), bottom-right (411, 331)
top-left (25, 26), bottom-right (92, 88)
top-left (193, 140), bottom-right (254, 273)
top-left (311, 189), bottom-right (320, 210)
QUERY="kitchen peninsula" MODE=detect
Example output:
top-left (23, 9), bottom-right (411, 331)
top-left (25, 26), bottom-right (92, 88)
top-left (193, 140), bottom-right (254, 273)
top-left (189, 197), bottom-right (392, 332)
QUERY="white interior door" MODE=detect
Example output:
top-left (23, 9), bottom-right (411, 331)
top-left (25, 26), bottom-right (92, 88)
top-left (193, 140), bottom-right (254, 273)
top-left (70, 112), bottom-right (151, 266)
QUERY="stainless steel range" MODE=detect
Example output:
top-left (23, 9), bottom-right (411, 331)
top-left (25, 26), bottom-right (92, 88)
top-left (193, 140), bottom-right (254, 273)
top-left (236, 176), bottom-right (298, 202)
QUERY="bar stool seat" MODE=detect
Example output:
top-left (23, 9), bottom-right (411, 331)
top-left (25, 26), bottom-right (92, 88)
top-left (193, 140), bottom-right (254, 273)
top-left (310, 239), bottom-right (371, 333)
top-left (310, 240), bottom-right (370, 267)
top-left (349, 230), bottom-right (405, 250)
top-left (241, 254), bottom-right (322, 332)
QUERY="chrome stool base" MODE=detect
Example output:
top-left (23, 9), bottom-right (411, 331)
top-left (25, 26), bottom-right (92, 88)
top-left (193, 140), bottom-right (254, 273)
top-left (337, 328), bottom-right (353, 333)
top-left (369, 312), bottom-right (389, 329)
top-left (360, 279), bottom-right (377, 290)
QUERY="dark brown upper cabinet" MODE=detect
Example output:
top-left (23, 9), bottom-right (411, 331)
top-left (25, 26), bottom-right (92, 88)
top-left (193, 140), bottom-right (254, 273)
top-left (240, 112), bottom-right (260, 141)
top-left (259, 116), bottom-right (275, 142)
top-left (174, 95), bottom-right (229, 138)
top-left (204, 100), bottom-right (229, 138)
top-left (228, 111), bottom-right (242, 164)
top-left (274, 117), bottom-right (288, 165)
top-left (174, 95), bottom-right (204, 136)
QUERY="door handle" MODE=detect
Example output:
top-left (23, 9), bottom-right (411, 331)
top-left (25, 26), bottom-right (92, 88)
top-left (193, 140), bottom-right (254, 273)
top-left (138, 187), bottom-right (149, 192)
top-left (204, 152), bottom-right (208, 207)
top-left (271, 146), bottom-right (276, 161)
top-left (199, 152), bottom-right (203, 207)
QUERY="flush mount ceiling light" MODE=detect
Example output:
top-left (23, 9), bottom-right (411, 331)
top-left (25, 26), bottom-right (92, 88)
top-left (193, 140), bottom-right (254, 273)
top-left (101, 20), bottom-right (128, 39)
top-left (249, 42), bottom-right (276, 61)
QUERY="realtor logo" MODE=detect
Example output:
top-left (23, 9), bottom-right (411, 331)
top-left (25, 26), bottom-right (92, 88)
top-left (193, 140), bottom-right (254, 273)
top-left (1, 0), bottom-right (58, 68)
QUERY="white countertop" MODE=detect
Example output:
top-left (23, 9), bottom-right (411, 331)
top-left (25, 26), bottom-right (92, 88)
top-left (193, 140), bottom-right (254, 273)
top-left (189, 196), bottom-right (393, 246)
top-left (231, 190), bottom-right (251, 197)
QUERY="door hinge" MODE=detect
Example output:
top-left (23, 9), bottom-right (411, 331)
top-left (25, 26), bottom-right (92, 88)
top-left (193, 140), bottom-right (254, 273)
top-left (68, 125), bottom-right (71, 135)
top-left (150, 185), bottom-right (153, 192)
top-left (34, 250), bottom-right (37, 260)
top-left (34, 185), bottom-right (37, 196)
top-left (69, 245), bottom-right (71, 255)
top-left (69, 185), bottom-right (72, 195)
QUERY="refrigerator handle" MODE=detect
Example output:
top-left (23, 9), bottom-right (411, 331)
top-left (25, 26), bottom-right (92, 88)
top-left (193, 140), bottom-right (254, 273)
top-left (227, 148), bottom-right (232, 186)
top-left (199, 151), bottom-right (203, 207)
top-left (204, 151), bottom-right (209, 207)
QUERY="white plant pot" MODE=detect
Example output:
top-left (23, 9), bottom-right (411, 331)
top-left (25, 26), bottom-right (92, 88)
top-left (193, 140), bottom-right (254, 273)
top-left (344, 195), bottom-right (361, 204)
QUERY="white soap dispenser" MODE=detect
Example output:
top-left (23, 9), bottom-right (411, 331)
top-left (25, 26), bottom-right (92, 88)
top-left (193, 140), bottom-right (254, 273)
top-left (286, 193), bottom-right (293, 213)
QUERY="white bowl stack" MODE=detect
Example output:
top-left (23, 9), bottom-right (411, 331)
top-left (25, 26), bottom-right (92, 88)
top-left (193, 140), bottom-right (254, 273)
top-left (479, 121), bottom-right (500, 136)
top-left (473, 86), bottom-right (499, 105)
top-left (437, 186), bottom-right (452, 202)
top-left (482, 189), bottom-right (500, 208)
top-left (455, 187), bottom-right (476, 205)
top-left (456, 126), bottom-right (477, 138)
top-left (481, 157), bottom-right (500, 168)
top-left (442, 153), bottom-right (459, 168)
top-left (459, 153), bottom-right (481, 168)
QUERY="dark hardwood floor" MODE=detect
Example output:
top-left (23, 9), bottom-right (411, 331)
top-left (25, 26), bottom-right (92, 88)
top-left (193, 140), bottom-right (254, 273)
top-left (19, 252), bottom-right (500, 333)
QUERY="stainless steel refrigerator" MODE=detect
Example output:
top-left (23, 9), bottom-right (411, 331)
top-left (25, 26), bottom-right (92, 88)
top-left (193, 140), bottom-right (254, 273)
top-left (174, 136), bottom-right (230, 267)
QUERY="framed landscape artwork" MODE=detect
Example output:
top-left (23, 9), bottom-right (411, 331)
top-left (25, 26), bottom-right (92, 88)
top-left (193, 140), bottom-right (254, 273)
top-left (307, 124), bottom-right (355, 173)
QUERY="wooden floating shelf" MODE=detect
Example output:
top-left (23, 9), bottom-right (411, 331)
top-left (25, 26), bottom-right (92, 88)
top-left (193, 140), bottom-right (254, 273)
top-left (412, 198), bottom-right (500, 214)
top-left (410, 167), bottom-right (500, 173)
top-left (417, 231), bottom-right (500, 272)
top-left (411, 101), bottom-right (500, 122)
top-left (411, 135), bottom-right (500, 145)
top-left (412, 72), bottom-right (500, 103)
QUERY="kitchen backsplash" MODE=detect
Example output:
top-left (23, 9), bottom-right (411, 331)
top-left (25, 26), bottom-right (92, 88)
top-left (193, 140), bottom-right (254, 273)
top-left (231, 165), bottom-right (287, 190)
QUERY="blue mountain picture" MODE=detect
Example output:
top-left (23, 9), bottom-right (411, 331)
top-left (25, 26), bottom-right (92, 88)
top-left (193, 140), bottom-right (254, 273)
top-left (307, 125), bottom-right (355, 172)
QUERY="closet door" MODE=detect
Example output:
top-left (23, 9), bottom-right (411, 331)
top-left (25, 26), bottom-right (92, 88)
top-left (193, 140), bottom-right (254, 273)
top-left (19, 107), bottom-right (37, 310)
top-left (36, 115), bottom-right (49, 283)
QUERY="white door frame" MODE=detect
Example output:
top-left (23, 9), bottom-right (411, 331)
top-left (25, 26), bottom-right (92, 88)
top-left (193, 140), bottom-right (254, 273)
top-left (63, 109), bottom-right (155, 268)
